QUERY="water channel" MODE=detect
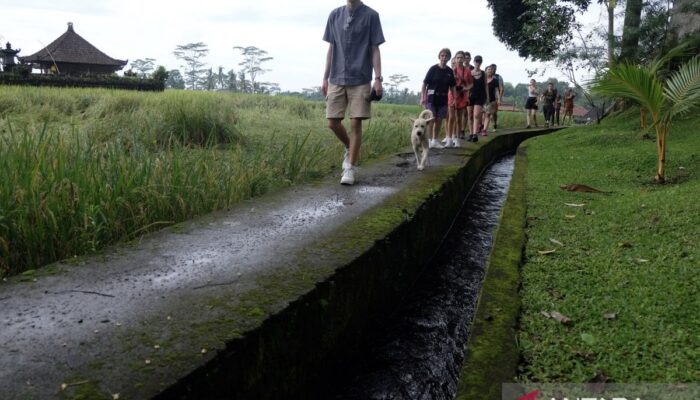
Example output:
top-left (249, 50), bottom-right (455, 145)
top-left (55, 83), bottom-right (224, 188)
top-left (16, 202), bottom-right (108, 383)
top-left (322, 153), bottom-right (517, 400)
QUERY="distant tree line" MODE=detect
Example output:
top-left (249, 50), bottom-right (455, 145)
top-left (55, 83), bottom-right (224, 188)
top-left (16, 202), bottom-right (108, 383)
top-left (126, 42), bottom-right (279, 94)
top-left (127, 43), bottom-right (590, 107)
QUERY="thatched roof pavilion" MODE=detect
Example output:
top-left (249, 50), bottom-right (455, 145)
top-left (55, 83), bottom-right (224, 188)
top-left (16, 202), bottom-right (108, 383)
top-left (19, 22), bottom-right (127, 75)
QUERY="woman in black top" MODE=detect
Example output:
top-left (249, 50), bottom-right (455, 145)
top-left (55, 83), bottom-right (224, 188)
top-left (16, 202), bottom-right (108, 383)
top-left (467, 55), bottom-right (488, 142)
top-left (421, 48), bottom-right (456, 148)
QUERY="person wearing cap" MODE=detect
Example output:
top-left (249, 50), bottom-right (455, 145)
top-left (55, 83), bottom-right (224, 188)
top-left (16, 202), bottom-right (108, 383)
top-left (421, 48), bottom-right (457, 148)
top-left (322, 0), bottom-right (385, 185)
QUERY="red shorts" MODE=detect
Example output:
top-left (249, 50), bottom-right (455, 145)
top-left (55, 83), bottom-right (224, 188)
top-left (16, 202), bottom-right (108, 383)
top-left (448, 90), bottom-right (469, 109)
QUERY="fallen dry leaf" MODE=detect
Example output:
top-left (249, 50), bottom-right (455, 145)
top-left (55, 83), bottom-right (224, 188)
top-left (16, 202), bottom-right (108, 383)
top-left (547, 288), bottom-right (564, 300)
top-left (201, 348), bottom-right (208, 354)
top-left (618, 241), bottom-right (633, 248)
top-left (60, 380), bottom-right (90, 391)
top-left (565, 203), bottom-right (586, 207)
top-left (144, 359), bottom-right (151, 365)
top-left (549, 238), bottom-right (564, 246)
top-left (113, 394), bottom-right (120, 400)
top-left (541, 310), bottom-right (573, 325)
top-left (550, 311), bottom-right (573, 325)
top-left (603, 313), bottom-right (617, 320)
top-left (589, 370), bottom-right (610, 383)
top-left (635, 258), bottom-right (649, 263)
top-left (538, 249), bottom-right (557, 255)
top-left (560, 184), bottom-right (608, 193)
top-left (565, 214), bottom-right (577, 219)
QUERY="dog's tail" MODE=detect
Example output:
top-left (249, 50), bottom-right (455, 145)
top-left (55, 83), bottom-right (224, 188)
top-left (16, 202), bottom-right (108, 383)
top-left (419, 109), bottom-right (434, 120)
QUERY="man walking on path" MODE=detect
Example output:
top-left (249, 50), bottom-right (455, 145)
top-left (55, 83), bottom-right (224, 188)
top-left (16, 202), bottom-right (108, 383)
top-left (322, 0), bottom-right (385, 185)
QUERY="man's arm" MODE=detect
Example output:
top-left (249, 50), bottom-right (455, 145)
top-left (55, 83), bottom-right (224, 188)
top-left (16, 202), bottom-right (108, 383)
top-left (371, 45), bottom-right (382, 95)
top-left (322, 43), bottom-right (333, 97)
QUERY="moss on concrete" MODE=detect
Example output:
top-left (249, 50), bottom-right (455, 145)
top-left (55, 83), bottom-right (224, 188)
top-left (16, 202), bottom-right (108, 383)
top-left (57, 378), bottom-right (111, 400)
top-left (455, 147), bottom-right (529, 400)
top-left (152, 132), bottom-right (554, 399)
top-left (48, 129), bottom-right (554, 400)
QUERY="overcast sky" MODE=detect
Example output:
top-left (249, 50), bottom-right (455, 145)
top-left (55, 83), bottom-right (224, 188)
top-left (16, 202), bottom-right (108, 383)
top-left (2, 0), bottom-right (607, 92)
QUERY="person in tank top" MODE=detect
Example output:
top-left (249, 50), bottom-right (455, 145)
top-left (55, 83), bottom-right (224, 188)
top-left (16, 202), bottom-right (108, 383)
top-left (467, 55), bottom-right (487, 143)
top-left (525, 79), bottom-right (539, 128)
top-left (480, 65), bottom-right (500, 135)
top-left (446, 51), bottom-right (473, 147)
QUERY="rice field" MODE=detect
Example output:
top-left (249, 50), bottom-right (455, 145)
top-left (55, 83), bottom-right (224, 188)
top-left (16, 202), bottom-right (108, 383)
top-left (0, 86), bottom-right (424, 277)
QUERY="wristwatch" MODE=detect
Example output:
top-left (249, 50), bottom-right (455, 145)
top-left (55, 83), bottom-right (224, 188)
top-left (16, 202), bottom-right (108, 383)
top-left (374, 76), bottom-right (383, 82)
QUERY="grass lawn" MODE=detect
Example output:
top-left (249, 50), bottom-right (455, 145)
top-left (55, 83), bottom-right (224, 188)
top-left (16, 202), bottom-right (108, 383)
top-left (518, 110), bottom-right (700, 383)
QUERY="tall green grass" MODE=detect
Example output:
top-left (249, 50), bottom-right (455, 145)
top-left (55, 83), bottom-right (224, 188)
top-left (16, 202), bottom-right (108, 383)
top-left (0, 86), bottom-right (418, 276)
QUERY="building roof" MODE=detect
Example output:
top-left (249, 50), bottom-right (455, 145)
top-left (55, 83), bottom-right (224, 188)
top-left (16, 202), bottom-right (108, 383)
top-left (19, 22), bottom-right (127, 67)
top-left (573, 106), bottom-right (589, 117)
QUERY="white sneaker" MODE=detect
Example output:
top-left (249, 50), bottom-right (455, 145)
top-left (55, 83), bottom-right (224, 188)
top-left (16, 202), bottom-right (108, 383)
top-left (342, 147), bottom-right (351, 170)
top-left (340, 166), bottom-right (355, 185)
top-left (445, 138), bottom-right (453, 148)
top-left (453, 138), bottom-right (461, 147)
top-left (429, 139), bottom-right (444, 149)
top-left (441, 137), bottom-right (447, 144)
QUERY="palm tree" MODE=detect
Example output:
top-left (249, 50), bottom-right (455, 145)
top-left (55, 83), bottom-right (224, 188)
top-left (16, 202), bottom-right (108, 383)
top-left (592, 55), bottom-right (700, 182)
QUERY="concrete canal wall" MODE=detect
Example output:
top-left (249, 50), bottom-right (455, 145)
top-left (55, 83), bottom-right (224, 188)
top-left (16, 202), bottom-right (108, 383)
top-left (0, 128), bottom-right (553, 400)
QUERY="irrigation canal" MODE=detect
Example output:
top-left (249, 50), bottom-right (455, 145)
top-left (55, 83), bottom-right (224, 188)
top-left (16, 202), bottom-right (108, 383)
top-left (299, 154), bottom-right (517, 399)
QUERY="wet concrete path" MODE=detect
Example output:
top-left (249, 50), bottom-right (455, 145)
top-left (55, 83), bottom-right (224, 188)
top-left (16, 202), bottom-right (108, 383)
top-left (0, 142), bottom-right (484, 399)
top-left (327, 155), bottom-right (516, 400)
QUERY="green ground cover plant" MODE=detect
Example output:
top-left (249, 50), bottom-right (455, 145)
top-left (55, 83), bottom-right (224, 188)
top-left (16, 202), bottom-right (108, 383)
top-left (518, 110), bottom-right (699, 382)
top-left (0, 86), bottom-right (436, 277)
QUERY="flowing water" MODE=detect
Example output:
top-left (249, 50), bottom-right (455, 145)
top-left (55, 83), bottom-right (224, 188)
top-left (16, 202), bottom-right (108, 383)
top-left (327, 153), bottom-right (516, 400)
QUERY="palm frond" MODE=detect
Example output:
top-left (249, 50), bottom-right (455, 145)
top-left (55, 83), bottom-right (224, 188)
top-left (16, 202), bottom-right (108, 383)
top-left (665, 56), bottom-right (700, 117)
top-left (649, 41), bottom-right (693, 75)
top-left (592, 63), bottom-right (665, 115)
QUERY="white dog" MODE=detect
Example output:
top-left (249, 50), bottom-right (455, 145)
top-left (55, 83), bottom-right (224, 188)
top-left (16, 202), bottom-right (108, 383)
top-left (411, 109), bottom-right (434, 170)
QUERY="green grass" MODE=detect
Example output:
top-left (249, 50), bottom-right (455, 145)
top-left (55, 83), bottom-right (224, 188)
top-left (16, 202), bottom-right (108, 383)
top-left (0, 86), bottom-right (421, 277)
top-left (518, 110), bottom-right (700, 383)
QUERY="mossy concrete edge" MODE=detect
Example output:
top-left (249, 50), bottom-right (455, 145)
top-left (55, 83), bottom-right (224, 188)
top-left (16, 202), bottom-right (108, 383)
top-left (155, 132), bottom-right (551, 399)
top-left (455, 145), bottom-right (529, 400)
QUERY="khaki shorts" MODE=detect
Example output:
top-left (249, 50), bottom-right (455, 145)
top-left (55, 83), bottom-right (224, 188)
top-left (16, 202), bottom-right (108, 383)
top-left (326, 83), bottom-right (371, 119)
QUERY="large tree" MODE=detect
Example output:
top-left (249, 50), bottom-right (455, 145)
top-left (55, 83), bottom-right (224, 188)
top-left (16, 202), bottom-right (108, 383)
top-left (233, 46), bottom-right (273, 94)
top-left (173, 42), bottom-right (209, 90)
top-left (619, 0), bottom-right (644, 62)
top-left (165, 69), bottom-right (185, 89)
top-left (487, 0), bottom-right (591, 61)
top-left (129, 58), bottom-right (156, 78)
top-left (666, 0), bottom-right (700, 55)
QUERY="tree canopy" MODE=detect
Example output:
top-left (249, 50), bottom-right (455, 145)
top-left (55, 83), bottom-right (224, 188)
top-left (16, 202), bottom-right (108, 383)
top-left (487, 0), bottom-right (590, 61)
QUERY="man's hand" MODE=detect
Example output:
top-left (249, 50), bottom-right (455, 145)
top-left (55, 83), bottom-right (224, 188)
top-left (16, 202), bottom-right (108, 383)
top-left (372, 79), bottom-right (383, 97)
top-left (322, 79), bottom-right (329, 97)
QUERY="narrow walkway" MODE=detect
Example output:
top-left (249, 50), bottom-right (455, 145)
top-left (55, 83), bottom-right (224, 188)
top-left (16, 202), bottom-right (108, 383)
top-left (0, 128), bottom-right (548, 399)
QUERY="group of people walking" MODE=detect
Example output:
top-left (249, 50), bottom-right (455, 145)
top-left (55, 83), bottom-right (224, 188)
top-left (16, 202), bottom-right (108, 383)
top-left (420, 48), bottom-right (504, 148)
top-left (525, 80), bottom-right (577, 128)
top-left (321, 0), bottom-right (579, 185)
